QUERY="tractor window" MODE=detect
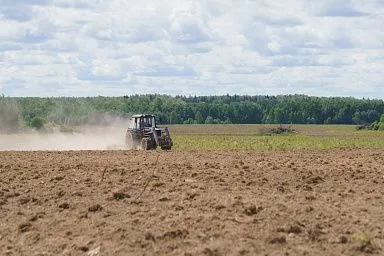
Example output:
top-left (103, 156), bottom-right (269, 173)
top-left (142, 116), bottom-right (155, 128)
top-left (129, 118), bottom-right (138, 129)
top-left (130, 116), bottom-right (155, 129)
top-left (140, 117), bottom-right (150, 128)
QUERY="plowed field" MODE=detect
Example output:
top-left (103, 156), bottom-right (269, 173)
top-left (1, 149), bottom-right (383, 255)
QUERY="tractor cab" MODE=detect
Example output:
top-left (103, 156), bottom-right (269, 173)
top-left (130, 114), bottom-right (156, 130)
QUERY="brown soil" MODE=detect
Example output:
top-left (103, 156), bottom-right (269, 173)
top-left (0, 149), bottom-right (383, 256)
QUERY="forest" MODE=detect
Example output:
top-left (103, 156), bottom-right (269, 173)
top-left (1, 94), bottom-right (384, 132)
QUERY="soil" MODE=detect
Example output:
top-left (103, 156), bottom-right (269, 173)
top-left (0, 149), bottom-right (383, 256)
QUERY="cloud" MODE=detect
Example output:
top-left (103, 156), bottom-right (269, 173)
top-left (315, 1), bottom-right (368, 17)
top-left (0, 0), bottom-right (50, 21)
top-left (135, 66), bottom-right (197, 77)
top-left (53, 0), bottom-right (100, 9)
top-left (0, 43), bottom-right (22, 52)
top-left (0, 0), bottom-right (50, 4)
top-left (253, 16), bottom-right (303, 28)
top-left (0, 0), bottom-right (383, 99)
top-left (169, 12), bottom-right (212, 44)
top-left (0, 5), bottom-right (33, 21)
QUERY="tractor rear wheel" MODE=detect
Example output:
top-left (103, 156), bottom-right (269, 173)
top-left (141, 138), bottom-right (149, 150)
top-left (125, 132), bottom-right (134, 149)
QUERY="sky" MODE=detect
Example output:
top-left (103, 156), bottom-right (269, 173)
top-left (0, 0), bottom-right (383, 98)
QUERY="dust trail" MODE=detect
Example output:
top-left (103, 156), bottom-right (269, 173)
top-left (0, 118), bottom-right (131, 151)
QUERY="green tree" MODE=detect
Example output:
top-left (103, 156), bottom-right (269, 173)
top-left (195, 111), bottom-right (203, 124)
top-left (183, 117), bottom-right (195, 124)
top-left (1, 94), bottom-right (384, 128)
top-left (324, 117), bottom-right (332, 124)
top-left (352, 111), bottom-right (361, 124)
top-left (30, 117), bottom-right (44, 130)
top-left (169, 111), bottom-right (179, 124)
top-left (205, 116), bottom-right (214, 124)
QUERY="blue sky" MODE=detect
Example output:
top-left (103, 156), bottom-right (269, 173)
top-left (0, 0), bottom-right (383, 98)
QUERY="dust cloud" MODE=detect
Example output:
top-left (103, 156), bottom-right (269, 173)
top-left (0, 118), bottom-right (130, 151)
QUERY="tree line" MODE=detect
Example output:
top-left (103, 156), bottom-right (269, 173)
top-left (1, 94), bottom-right (383, 132)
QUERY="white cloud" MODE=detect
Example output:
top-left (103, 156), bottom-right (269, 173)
top-left (313, 0), bottom-right (369, 17)
top-left (0, 0), bottom-right (383, 98)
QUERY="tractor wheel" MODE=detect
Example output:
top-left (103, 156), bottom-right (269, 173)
top-left (148, 136), bottom-right (157, 150)
top-left (141, 138), bottom-right (149, 150)
top-left (125, 132), bottom-right (134, 149)
top-left (126, 132), bottom-right (141, 150)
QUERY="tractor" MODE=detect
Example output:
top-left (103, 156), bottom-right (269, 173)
top-left (125, 114), bottom-right (173, 150)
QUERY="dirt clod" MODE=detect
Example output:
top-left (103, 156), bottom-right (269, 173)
top-left (203, 247), bottom-right (220, 256)
top-left (306, 176), bottom-right (324, 184)
top-left (339, 236), bottom-right (348, 244)
top-left (277, 223), bottom-right (303, 234)
top-left (269, 236), bottom-right (287, 244)
top-left (243, 205), bottom-right (262, 216)
top-left (144, 232), bottom-right (155, 241)
top-left (287, 225), bottom-right (302, 234)
top-left (58, 202), bottom-right (70, 209)
top-left (88, 204), bottom-right (103, 212)
top-left (78, 246), bottom-right (89, 252)
top-left (29, 212), bottom-right (45, 222)
top-left (0, 199), bottom-right (7, 206)
top-left (158, 229), bottom-right (189, 240)
top-left (19, 222), bottom-right (32, 233)
top-left (19, 197), bottom-right (31, 205)
top-left (112, 191), bottom-right (129, 200)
